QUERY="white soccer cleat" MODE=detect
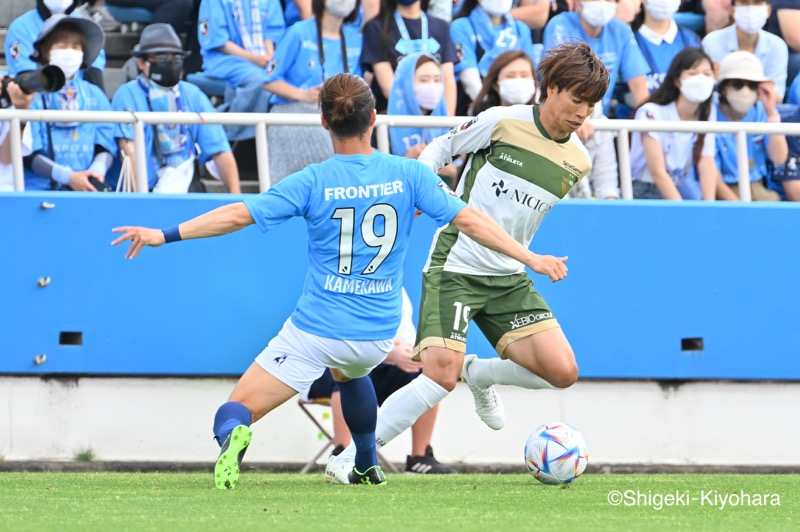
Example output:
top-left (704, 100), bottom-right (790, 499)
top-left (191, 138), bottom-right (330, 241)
top-left (461, 354), bottom-right (506, 430)
top-left (324, 453), bottom-right (353, 485)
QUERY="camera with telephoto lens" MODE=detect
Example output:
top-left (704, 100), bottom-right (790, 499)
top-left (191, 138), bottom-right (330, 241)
top-left (0, 65), bottom-right (66, 108)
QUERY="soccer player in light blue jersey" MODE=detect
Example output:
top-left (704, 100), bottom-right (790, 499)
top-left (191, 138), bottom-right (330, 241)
top-left (112, 73), bottom-right (564, 490)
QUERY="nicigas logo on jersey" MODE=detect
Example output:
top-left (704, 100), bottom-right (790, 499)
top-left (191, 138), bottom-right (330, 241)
top-left (491, 179), bottom-right (552, 214)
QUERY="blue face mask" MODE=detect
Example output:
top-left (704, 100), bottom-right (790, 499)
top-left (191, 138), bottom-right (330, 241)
top-left (396, 0), bottom-right (418, 6)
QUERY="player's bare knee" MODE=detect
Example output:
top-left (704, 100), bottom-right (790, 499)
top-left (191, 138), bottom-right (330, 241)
top-left (549, 361), bottom-right (579, 389)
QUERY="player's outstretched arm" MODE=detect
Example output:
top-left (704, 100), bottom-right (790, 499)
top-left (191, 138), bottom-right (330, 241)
top-left (111, 202), bottom-right (255, 259)
top-left (450, 206), bottom-right (568, 283)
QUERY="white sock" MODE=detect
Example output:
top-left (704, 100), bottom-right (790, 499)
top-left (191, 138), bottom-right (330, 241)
top-left (339, 375), bottom-right (449, 461)
top-left (468, 358), bottom-right (558, 390)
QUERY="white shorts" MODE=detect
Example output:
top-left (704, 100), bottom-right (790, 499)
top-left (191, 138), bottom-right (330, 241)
top-left (255, 319), bottom-right (393, 392)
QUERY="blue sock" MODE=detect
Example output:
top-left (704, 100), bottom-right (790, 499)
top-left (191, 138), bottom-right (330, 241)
top-left (213, 401), bottom-right (252, 447)
top-left (337, 376), bottom-right (378, 472)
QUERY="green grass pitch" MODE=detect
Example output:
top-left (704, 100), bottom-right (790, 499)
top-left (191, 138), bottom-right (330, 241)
top-left (0, 472), bottom-right (797, 530)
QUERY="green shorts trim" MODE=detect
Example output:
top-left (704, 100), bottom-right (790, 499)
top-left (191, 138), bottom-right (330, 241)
top-left (413, 269), bottom-right (558, 360)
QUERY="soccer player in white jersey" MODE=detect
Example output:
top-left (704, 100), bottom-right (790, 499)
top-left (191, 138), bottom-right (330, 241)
top-left (326, 43), bottom-right (610, 483)
top-left (111, 73), bottom-right (567, 489)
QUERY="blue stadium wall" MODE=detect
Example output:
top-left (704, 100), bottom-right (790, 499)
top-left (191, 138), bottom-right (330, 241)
top-left (2, 192), bottom-right (799, 380)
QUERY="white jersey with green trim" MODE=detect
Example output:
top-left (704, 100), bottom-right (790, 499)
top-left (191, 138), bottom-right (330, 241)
top-left (418, 104), bottom-right (592, 276)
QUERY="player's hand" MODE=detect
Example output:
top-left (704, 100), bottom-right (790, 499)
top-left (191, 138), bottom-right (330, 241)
top-left (69, 170), bottom-right (104, 192)
top-left (576, 119), bottom-right (594, 141)
top-left (529, 254), bottom-right (568, 283)
top-left (385, 339), bottom-right (422, 373)
top-left (111, 226), bottom-right (166, 259)
top-left (5, 82), bottom-right (35, 110)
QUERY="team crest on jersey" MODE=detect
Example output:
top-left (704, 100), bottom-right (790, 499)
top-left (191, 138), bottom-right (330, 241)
top-left (561, 175), bottom-right (576, 196)
top-left (645, 110), bottom-right (655, 120)
top-left (437, 180), bottom-right (459, 198)
top-left (308, 58), bottom-right (316, 70)
top-left (448, 116), bottom-right (478, 138)
top-left (455, 43), bottom-right (464, 62)
top-left (199, 19), bottom-right (209, 37)
top-left (10, 41), bottom-right (19, 59)
top-left (267, 58), bottom-right (278, 74)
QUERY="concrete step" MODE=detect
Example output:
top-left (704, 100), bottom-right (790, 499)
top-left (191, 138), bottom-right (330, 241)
top-left (203, 179), bottom-right (260, 194)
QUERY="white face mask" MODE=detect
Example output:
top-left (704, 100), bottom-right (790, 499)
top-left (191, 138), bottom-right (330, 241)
top-left (481, 0), bottom-right (514, 16)
top-left (326, 0), bottom-right (357, 19)
top-left (49, 48), bottom-right (84, 80)
top-left (44, 0), bottom-right (73, 13)
top-left (498, 78), bottom-right (536, 105)
top-left (414, 82), bottom-right (444, 111)
top-left (581, 1), bottom-right (618, 28)
top-left (726, 86), bottom-right (758, 114)
top-left (734, 5), bottom-right (769, 34)
top-left (645, 0), bottom-right (681, 21)
top-left (679, 74), bottom-right (715, 103)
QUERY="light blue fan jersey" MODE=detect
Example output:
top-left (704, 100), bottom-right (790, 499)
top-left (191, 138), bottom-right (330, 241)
top-left (244, 151), bottom-right (466, 340)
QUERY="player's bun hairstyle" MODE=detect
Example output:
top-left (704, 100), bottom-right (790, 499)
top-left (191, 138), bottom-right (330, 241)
top-left (320, 73), bottom-right (376, 139)
top-left (536, 42), bottom-right (609, 106)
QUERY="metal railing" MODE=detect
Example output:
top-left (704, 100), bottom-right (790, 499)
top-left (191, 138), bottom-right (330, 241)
top-left (2, 109), bottom-right (799, 200)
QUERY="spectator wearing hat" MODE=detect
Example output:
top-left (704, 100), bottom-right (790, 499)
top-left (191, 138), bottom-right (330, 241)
top-left (702, 0), bottom-right (789, 99)
top-left (714, 50), bottom-right (787, 201)
top-left (22, 15), bottom-right (116, 192)
top-left (5, 1), bottom-right (108, 92)
top-left (111, 24), bottom-right (241, 193)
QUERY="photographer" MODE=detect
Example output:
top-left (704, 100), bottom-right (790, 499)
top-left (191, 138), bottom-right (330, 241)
top-left (0, 81), bottom-right (36, 191)
top-left (23, 15), bottom-right (117, 192)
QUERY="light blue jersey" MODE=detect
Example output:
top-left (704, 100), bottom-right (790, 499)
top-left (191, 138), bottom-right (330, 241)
top-left (451, 7), bottom-right (536, 78)
top-left (715, 102), bottom-right (771, 184)
top-left (543, 12), bottom-right (649, 115)
top-left (635, 25), bottom-right (700, 93)
top-left (5, 9), bottom-right (106, 76)
top-left (198, 0), bottom-right (286, 87)
top-left (112, 79), bottom-right (231, 189)
top-left (25, 79), bottom-right (116, 191)
top-left (264, 18), bottom-right (362, 105)
top-left (245, 151), bottom-right (466, 340)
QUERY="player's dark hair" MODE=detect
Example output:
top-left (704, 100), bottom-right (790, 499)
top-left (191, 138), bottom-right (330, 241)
top-left (313, 0), bottom-right (359, 76)
top-left (537, 42), bottom-right (608, 107)
top-left (470, 50), bottom-right (535, 115)
top-left (644, 47), bottom-right (713, 164)
top-left (320, 73), bottom-right (375, 138)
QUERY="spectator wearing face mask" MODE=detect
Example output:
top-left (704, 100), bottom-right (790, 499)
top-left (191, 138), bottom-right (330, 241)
top-left (263, 0), bottom-right (362, 184)
top-left (111, 24), bottom-right (241, 193)
top-left (387, 53), bottom-right (450, 159)
top-left (703, 0), bottom-right (788, 99)
top-left (450, 0), bottom-right (538, 116)
top-left (543, 0), bottom-right (650, 116)
top-left (5, 0), bottom-right (108, 91)
top-left (714, 51), bottom-right (787, 201)
top-left (22, 15), bottom-right (116, 192)
top-left (469, 49), bottom-right (536, 115)
top-left (629, 47), bottom-right (719, 200)
top-left (633, 0), bottom-right (700, 94)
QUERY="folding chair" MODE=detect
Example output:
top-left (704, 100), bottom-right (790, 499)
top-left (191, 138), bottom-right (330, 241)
top-left (297, 397), bottom-right (399, 474)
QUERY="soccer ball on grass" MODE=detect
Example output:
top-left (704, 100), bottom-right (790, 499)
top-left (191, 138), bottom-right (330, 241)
top-left (524, 422), bottom-right (588, 485)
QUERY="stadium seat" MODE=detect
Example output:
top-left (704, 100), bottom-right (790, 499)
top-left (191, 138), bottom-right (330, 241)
top-left (105, 6), bottom-right (154, 24)
top-left (674, 12), bottom-right (705, 34)
top-left (186, 73), bottom-right (227, 99)
top-left (296, 397), bottom-right (399, 474)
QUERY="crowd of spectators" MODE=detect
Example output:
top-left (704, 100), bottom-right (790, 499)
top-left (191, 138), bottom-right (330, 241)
top-left (1, 0), bottom-right (799, 200)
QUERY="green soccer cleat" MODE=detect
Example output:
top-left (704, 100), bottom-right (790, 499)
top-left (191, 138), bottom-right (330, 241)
top-left (347, 465), bottom-right (387, 486)
top-left (214, 425), bottom-right (252, 490)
